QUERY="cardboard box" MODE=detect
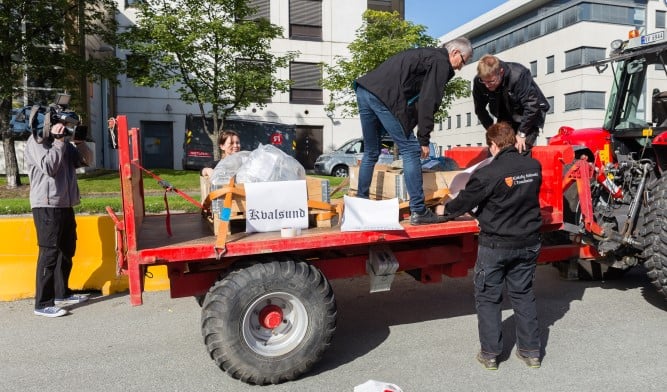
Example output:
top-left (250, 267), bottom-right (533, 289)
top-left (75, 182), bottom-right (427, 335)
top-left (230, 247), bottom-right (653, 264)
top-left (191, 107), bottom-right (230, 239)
top-left (349, 166), bottom-right (463, 201)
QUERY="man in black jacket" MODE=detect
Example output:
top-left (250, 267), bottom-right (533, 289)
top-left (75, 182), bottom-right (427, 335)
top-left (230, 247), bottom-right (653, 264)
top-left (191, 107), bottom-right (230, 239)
top-left (354, 37), bottom-right (473, 225)
top-left (442, 122), bottom-right (543, 370)
top-left (473, 54), bottom-right (549, 154)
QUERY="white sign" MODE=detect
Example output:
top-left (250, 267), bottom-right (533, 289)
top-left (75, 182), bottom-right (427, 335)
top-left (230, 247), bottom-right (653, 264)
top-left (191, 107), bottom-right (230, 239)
top-left (340, 195), bottom-right (403, 232)
top-left (244, 180), bottom-right (309, 233)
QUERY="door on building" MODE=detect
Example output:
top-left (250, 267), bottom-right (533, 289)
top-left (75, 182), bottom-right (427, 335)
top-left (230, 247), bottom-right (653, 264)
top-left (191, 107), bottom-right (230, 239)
top-left (140, 121), bottom-right (174, 169)
top-left (295, 125), bottom-right (323, 170)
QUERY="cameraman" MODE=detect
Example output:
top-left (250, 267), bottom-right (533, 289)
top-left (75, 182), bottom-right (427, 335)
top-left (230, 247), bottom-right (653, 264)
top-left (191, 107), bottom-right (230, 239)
top-left (25, 120), bottom-right (92, 317)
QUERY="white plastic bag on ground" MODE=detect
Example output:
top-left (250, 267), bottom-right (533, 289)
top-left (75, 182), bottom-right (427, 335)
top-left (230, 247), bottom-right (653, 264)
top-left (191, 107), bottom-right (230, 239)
top-left (354, 379), bottom-right (403, 392)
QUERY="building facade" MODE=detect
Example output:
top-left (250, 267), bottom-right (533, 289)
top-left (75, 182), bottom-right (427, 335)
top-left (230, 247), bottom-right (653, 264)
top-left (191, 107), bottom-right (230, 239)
top-left (434, 0), bottom-right (667, 150)
top-left (85, 0), bottom-right (404, 170)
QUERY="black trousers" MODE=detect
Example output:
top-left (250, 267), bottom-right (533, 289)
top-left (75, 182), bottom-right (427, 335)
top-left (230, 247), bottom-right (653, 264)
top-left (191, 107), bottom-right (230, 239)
top-left (32, 207), bottom-right (77, 309)
top-left (474, 243), bottom-right (541, 359)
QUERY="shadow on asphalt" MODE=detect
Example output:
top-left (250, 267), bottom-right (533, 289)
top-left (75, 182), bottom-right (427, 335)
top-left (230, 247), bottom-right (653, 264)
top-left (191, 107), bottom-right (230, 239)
top-left (308, 262), bottom-right (664, 377)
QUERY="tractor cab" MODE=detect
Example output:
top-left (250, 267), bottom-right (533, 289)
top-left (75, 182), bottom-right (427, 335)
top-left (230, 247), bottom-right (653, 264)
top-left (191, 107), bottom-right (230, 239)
top-left (551, 29), bottom-right (667, 172)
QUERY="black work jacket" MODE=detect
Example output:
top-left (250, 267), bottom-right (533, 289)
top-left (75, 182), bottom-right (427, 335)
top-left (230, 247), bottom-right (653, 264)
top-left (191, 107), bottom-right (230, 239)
top-left (444, 146), bottom-right (543, 248)
top-left (356, 47), bottom-right (455, 146)
top-left (473, 61), bottom-right (549, 138)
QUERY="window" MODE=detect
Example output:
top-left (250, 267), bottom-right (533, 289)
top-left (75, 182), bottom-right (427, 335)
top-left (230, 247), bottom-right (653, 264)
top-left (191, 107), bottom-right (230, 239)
top-left (546, 56), bottom-right (554, 74)
top-left (246, 0), bottom-right (270, 21)
top-left (565, 47), bottom-right (606, 69)
top-left (25, 65), bottom-right (66, 105)
top-left (290, 0), bottom-right (322, 40)
top-left (530, 61), bottom-right (537, 77)
top-left (236, 59), bottom-right (272, 102)
top-left (547, 96), bottom-right (555, 114)
top-left (657, 10), bottom-right (666, 29)
top-left (565, 91), bottom-right (605, 111)
top-left (367, 0), bottom-right (402, 15)
top-left (543, 14), bottom-right (559, 34)
top-left (125, 0), bottom-right (141, 7)
top-left (456, 114), bottom-right (461, 128)
top-left (290, 62), bottom-right (322, 104)
top-left (466, 112), bottom-right (471, 127)
top-left (447, 116), bottom-right (451, 129)
top-left (562, 6), bottom-right (579, 27)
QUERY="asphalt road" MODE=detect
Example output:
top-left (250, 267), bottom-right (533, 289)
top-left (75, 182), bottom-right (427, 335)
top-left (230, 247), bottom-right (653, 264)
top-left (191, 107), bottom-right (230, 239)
top-left (1, 264), bottom-right (665, 392)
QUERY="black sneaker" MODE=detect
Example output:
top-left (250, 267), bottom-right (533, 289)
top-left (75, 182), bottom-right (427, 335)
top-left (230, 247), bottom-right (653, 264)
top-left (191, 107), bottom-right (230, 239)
top-left (476, 352), bottom-right (498, 370)
top-left (515, 351), bottom-right (541, 368)
top-left (409, 209), bottom-right (446, 225)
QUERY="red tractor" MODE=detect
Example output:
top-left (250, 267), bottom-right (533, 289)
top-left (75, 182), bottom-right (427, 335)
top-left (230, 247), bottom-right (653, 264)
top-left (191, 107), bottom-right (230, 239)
top-left (549, 29), bottom-right (667, 298)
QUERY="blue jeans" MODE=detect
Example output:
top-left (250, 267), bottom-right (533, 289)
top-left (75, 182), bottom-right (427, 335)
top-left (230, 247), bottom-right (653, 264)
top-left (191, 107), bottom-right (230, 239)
top-left (355, 85), bottom-right (425, 214)
top-left (474, 243), bottom-right (541, 359)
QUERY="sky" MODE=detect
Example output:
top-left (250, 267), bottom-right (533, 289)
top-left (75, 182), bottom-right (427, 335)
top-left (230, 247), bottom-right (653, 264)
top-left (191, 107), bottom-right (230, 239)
top-left (405, 0), bottom-right (507, 39)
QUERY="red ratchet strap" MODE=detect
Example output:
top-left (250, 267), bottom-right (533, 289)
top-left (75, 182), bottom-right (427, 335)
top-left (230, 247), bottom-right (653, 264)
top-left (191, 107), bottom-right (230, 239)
top-left (131, 161), bottom-right (204, 237)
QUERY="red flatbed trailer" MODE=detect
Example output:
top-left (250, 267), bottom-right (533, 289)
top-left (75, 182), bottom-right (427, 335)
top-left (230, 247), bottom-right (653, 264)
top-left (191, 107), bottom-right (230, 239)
top-left (107, 115), bottom-right (590, 385)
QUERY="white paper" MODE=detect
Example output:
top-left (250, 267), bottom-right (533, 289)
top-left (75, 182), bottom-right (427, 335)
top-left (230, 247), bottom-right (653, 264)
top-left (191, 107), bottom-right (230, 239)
top-left (447, 156), bottom-right (494, 198)
top-left (244, 180), bottom-right (309, 233)
top-left (340, 195), bottom-right (404, 232)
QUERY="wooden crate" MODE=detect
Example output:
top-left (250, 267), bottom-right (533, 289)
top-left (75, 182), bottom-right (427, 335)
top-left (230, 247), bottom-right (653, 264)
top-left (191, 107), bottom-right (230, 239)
top-left (203, 176), bottom-right (335, 234)
top-left (349, 166), bottom-right (462, 201)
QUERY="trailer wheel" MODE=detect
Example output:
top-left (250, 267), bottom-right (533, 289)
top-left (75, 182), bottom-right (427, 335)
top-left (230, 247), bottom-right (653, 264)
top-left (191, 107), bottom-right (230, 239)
top-left (641, 175), bottom-right (667, 299)
top-left (201, 259), bottom-right (337, 385)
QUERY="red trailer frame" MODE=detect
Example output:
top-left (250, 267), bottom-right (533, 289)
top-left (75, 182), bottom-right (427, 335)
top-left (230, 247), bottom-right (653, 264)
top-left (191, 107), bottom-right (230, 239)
top-left (106, 115), bottom-right (592, 306)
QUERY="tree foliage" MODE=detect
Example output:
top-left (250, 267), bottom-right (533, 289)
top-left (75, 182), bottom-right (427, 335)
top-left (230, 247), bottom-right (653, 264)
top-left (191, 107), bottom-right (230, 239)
top-left (0, 0), bottom-right (121, 188)
top-left (119, 0), bottom-right (297, 160)
top-left (321, 10), bottom-right (470, 122)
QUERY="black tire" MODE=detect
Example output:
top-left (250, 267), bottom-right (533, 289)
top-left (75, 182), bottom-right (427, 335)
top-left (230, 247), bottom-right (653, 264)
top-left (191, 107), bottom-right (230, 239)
top-left (201, 259), bottom-right (337, 385)
top-left (641, 175), bottom-right (667, 298)
top-left (331, 165), bottom-right (349, 178)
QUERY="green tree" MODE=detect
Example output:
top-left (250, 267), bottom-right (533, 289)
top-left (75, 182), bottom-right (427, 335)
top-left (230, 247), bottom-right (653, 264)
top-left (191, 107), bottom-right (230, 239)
top-left (119, 0), bottom-right (297, 161)
top-left (0, 0), bottom-right (122, 188)
top-left (321, 10), bottom-right (470, 122)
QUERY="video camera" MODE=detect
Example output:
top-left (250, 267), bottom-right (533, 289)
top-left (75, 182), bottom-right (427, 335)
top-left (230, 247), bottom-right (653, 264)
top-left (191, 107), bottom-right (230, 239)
top-left (30, 93), bottom-right (88, 143)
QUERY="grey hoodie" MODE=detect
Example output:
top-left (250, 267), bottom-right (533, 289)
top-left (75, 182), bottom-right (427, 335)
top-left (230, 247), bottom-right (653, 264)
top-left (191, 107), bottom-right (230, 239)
top-left (25, 135), bottom-right (92, 209)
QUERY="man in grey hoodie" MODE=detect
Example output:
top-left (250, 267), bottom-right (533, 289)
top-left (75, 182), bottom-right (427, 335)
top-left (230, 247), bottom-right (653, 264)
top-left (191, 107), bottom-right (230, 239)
top-left (25, 121), bottom-right (93, 317)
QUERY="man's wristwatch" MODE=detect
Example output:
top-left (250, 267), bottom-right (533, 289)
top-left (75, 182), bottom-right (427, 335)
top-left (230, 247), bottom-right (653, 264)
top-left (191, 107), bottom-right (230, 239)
top-left (517, 131), bottom-right (527, 138)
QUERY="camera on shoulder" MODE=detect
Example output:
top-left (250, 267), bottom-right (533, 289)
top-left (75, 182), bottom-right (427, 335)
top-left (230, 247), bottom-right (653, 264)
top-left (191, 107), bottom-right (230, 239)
top-left (29, 93), bottom-right (87, 143)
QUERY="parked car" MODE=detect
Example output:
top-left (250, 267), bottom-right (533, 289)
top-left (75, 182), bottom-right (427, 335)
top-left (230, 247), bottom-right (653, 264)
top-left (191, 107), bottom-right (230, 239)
top-left (4, 107), bottom-right (34, 140)
top-left (314, 137), bottom-right (396, 177)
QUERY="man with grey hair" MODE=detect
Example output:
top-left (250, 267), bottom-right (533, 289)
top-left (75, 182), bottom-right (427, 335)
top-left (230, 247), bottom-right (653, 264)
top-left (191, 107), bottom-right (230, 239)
top-left (354, 37), bottom-right (473, 225)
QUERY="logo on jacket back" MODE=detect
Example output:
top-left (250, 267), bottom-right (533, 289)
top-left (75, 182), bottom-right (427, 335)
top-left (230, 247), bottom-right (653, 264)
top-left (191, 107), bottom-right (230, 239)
top-left (504, 177), bottom-right (513, 187)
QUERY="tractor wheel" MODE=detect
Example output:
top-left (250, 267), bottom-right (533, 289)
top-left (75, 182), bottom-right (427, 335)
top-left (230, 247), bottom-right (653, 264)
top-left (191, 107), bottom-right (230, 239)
top-left (641, 175), bottom-right (667, 299)
top-left (201, 259), bottom-right (337, 385)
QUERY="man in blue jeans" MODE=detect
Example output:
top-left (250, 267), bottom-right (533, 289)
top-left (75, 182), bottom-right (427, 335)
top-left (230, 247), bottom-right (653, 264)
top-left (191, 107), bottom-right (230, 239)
top-left (354, 37), bottom-right (473, 225)
top-left (442, 122), bottom-right (543, 369)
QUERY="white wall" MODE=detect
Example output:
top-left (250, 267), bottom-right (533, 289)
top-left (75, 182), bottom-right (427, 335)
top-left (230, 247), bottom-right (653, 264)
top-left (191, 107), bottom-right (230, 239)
top-left (113, 0), bottom-right (367, 169)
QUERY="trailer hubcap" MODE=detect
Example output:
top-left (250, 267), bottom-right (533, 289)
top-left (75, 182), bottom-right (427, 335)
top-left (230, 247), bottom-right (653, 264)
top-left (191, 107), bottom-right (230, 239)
top-left (242, 292), bottom-right (308, 357)
top-left (258, 304), bottom-right (283, 329)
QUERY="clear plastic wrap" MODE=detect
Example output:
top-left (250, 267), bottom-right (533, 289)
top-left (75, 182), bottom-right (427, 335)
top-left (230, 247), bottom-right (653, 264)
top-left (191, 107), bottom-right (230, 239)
top-left (210, 151), bottom-right (251, 217)
top-left (236, 144), bottom-right (305, 183)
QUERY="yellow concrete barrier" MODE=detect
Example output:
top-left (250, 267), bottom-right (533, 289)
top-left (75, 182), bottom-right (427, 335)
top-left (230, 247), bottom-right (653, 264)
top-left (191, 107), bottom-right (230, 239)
top-left (0, 215), bottom-right (169, 301)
